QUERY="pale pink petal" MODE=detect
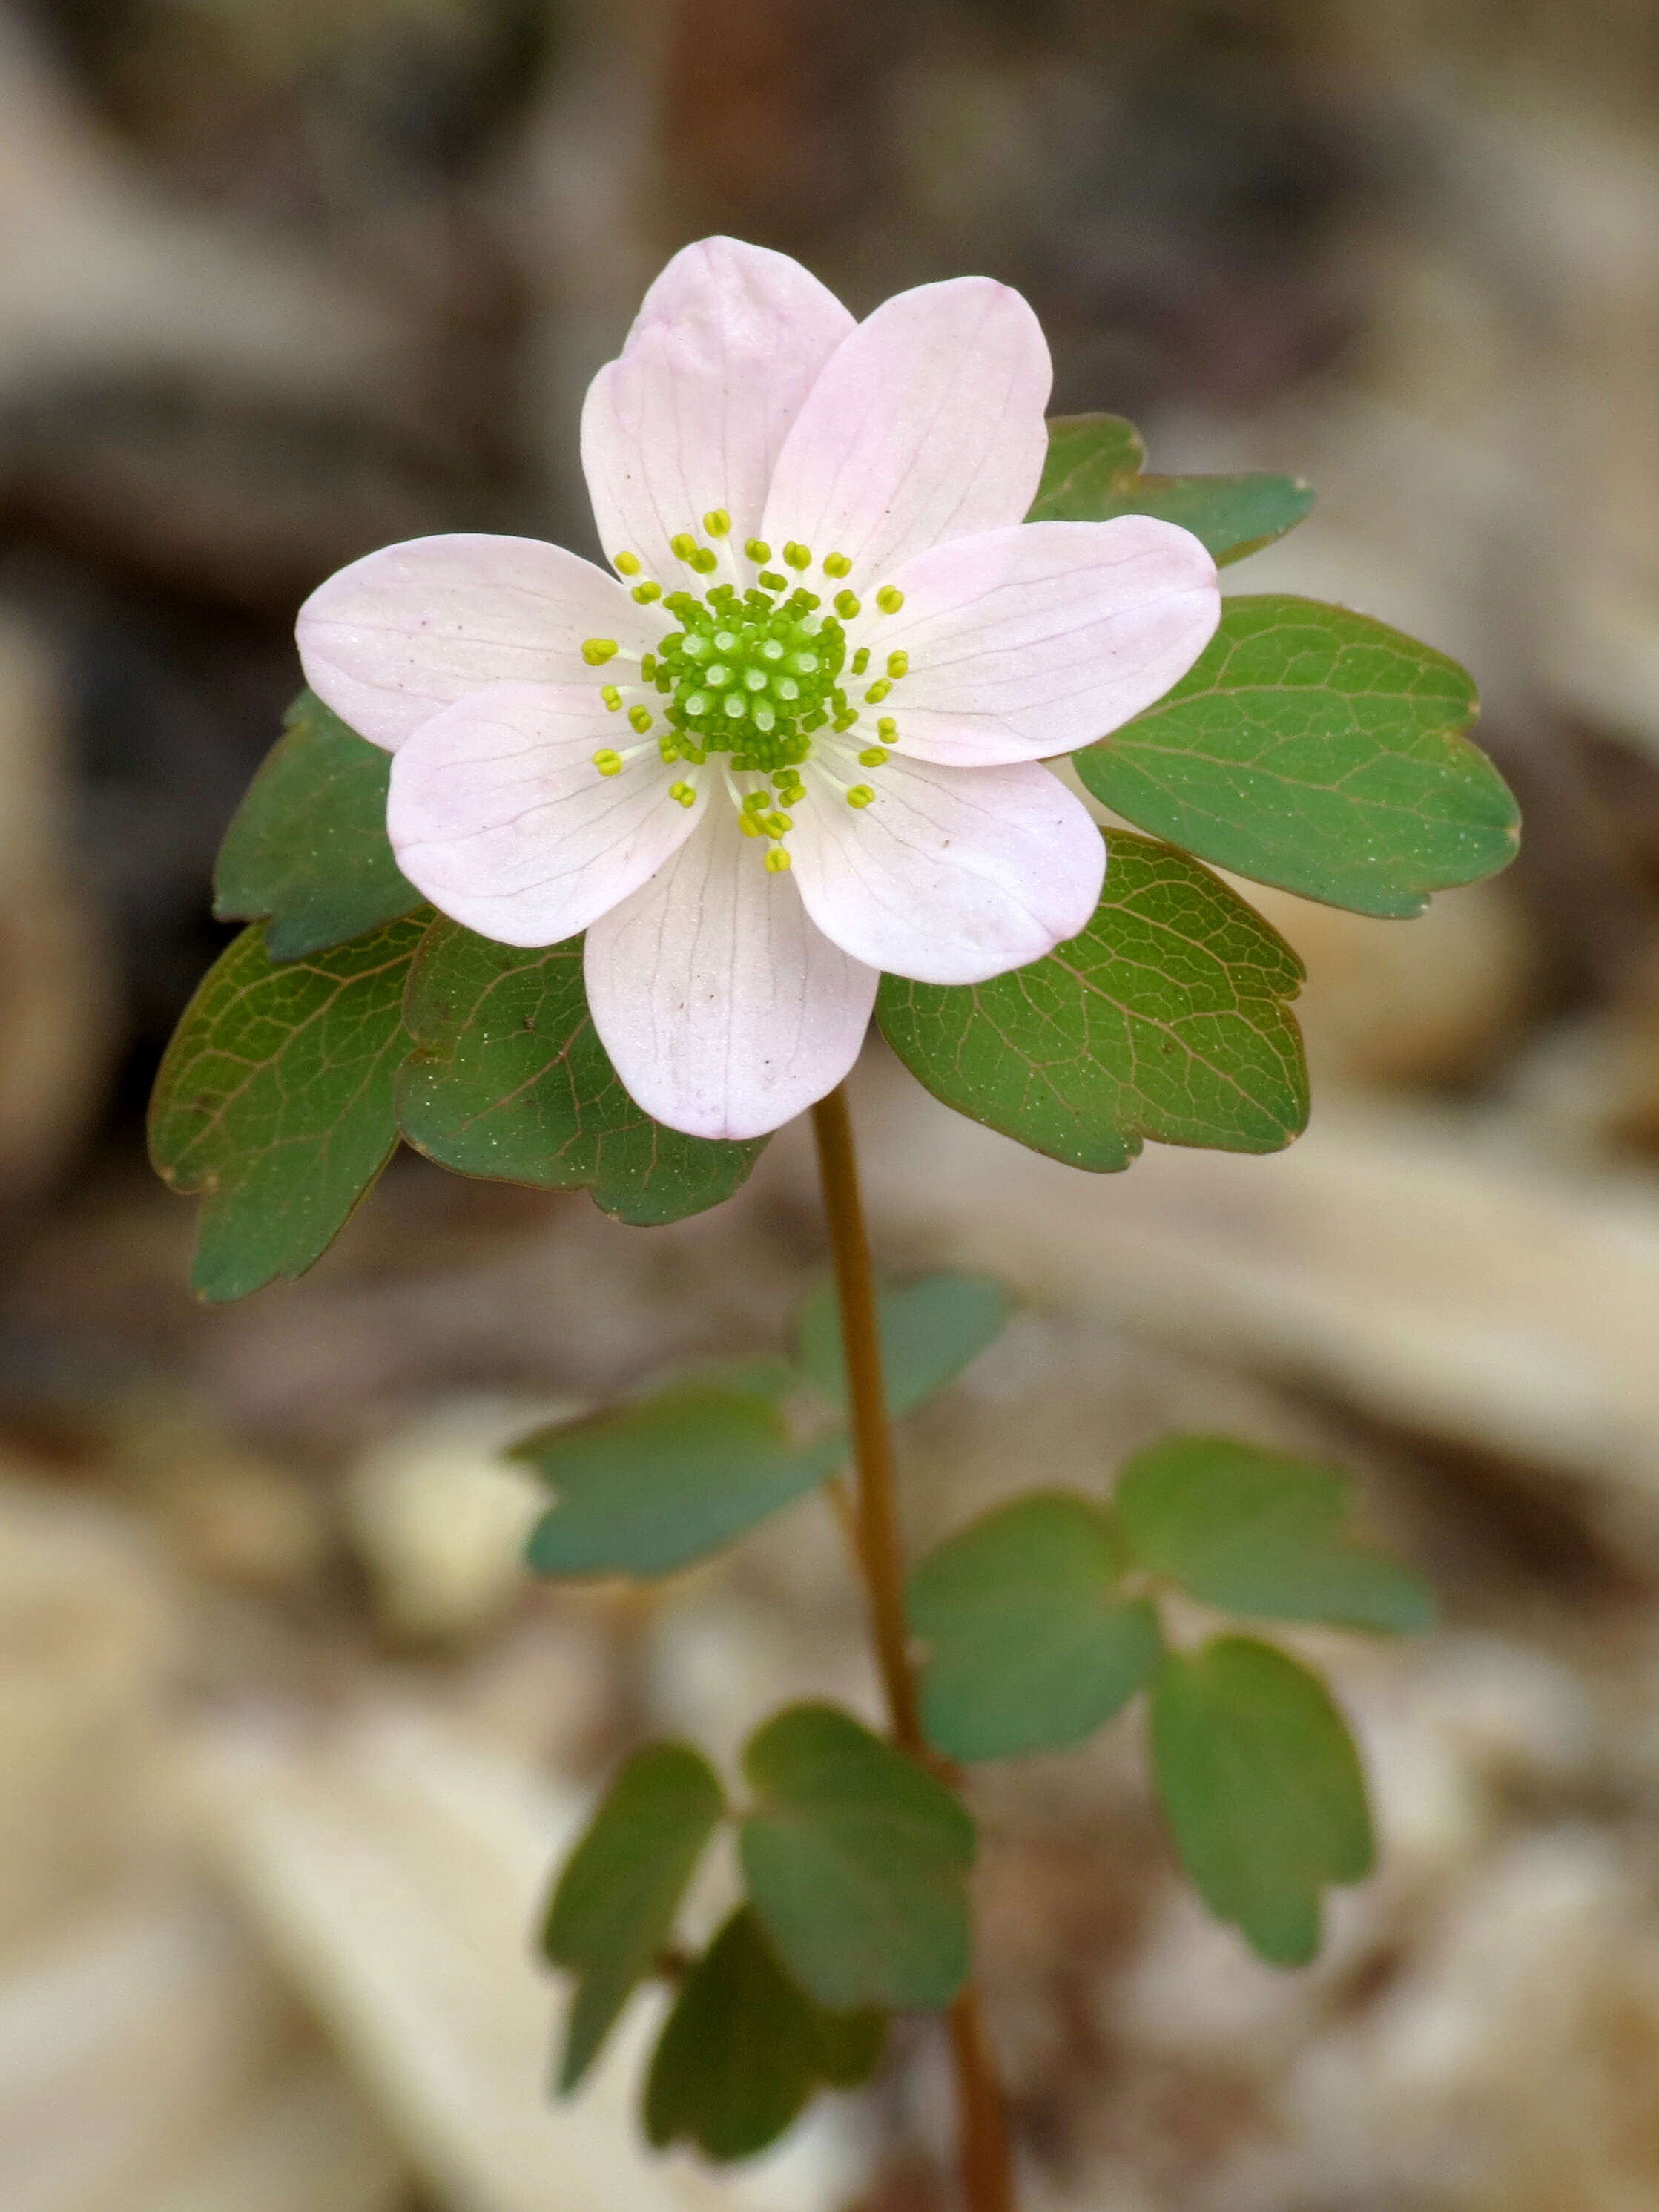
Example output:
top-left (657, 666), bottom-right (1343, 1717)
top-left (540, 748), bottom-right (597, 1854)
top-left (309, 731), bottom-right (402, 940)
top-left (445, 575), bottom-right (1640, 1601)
top-left (790, 756), bottom-right (1104, 986)
top-left (865, 518), bottom-right (1219, 766)
top-left (761, 277), bottom-right (1050, 587)
top-left (297, 535), bottom-right (661, 751)
top-left (584, 808), bottom-right (877, 1139)
top-left (581, 237), bottom-right (854, 585)
top-left (386, 685), bottom-right (697, 947)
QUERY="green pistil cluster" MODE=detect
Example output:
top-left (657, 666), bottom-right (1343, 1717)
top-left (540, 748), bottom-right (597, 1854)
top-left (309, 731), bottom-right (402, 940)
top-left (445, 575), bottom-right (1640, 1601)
top-left (648, 582), bottom-right (853, 774)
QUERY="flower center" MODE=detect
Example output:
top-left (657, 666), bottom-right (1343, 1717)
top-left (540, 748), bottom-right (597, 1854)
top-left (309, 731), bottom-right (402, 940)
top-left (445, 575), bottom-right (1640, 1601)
top-left (652, 579), bottom-right (851, 773)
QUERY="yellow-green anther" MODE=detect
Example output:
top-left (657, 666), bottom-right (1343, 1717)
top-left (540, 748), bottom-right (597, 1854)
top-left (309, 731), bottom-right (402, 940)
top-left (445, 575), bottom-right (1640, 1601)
top-left (877, 715), bottom-right (897, 738)
top-left (764, 812), bottom-right (791, 836)
top-left (765, 846), bottom-right (792, 873)
top-left (703, 508), bottom-right (732, 537)
top-left (784, 541), bottom-right (811, 570)
top-left (628, 705), bottom-right (653, 733)
top-left (739, 811), bottom-right (762, 838)
top-left (759, 569), bottom-right (786, 590)
top-left (581, 637), bottom-right (619, 665)
top-left (601, 685), bottom-right (623, 710)
top-left (847, 785), bottom-right (875, 809)
top-left (641, 653), bottom-right (657, 679)
top-left (822, 552), bottom-right (851, 578)
top-left (615, 552), bottom-right (642, 576)
top-left (834, 590), bottom-right (861, 619)
top-left (670, 533), bottom-right (697, 561)
top-left (743, 790), bottom-right (770, 814)
top-left (592, 749), bottom-right (623, 777)
top-left (865, 678), bottom-right (892, 703)
top-left (690, 547), bottom-right (719, 574)
top-left (851, 647), bottom-right (870, 675)
top-left (886, 650), bottom-right (908, 678)
top-left (876, 585), bottom-right (904, 613)
top-left (633, 580), bottom-right (662, 603)
top-left (745, 537), bottom-right (771, 563)
top-left (859, 746), bottom-right (888, 766)
top-left (659, 736), bottom-right (679, 761)
top-left (669, 781), bottom-right (698, 807)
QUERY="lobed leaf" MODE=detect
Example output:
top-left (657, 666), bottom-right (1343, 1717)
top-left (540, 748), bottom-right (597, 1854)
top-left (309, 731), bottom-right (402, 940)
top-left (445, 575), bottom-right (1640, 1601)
top-left (878, 832), bottom-right (1307, 1172)
top-left (739, 1702), bottom-right (975, 2012)
top-left (644, 1907), bottom-right (885, 2161)
top-left (515, 1376), bottom-right (845, 1579)
top-left (543, 1742), bottom-right (725, 2092)
top-left (1150, 1636), bottom-right (1374, 1966)
top-left (1074, 596), bottom-right (1520, 916)
top-left (1029, 414), bottom-right (1313, 564)
top-left (214, 691), bottom-right (420, 959)
top-left (908, 1493), bottom-right (1162, 1760)
top-left (1117, 1433), bottom-right (1434, 1634)
top-left (148, 915), bottom-right (427, 1303)
top-left (398, 921), bottom-right (765, 1228)
top-left (797, 1271), bottom-right (1011, 1420)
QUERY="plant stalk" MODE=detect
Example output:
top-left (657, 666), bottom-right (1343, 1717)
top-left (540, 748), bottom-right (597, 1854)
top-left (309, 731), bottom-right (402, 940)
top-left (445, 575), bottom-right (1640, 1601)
top-left (811, 1084), bottom-right (1015, 2212)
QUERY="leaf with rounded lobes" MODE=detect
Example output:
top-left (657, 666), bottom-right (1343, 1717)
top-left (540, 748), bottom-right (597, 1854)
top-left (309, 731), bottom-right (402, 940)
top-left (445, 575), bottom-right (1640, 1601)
top-left (515, 1379), bottom-right (845, 1579)
top-left (644, 1907), bottom-right (885, 2162)
top-left (907, 1494), bottom-right (1162, 1760)
top-left (796, 1271), bottom-right (1012, 1420)
top-left (1116, 1433), bottom-right (1434, 1634)
top-left (1029, 414), bottom-right (1313, 564)
top-left (398, 920), bottom-right (765, 1228)
top-left (214, 691), bottom-right (420, 959)
top-left (1074, 596), bottom-right (1520, 917)
top-left (544, 1742), bottom-right (725, 2093)
top-left (1151, 1636), bottom-right (1374, 1966)
top-left (877, 832), bottom-right (1307, 1172)
top-left (739, 1703), bottom-right (975, 2012)
top-left (148, 915), bottom-right (427, 1303)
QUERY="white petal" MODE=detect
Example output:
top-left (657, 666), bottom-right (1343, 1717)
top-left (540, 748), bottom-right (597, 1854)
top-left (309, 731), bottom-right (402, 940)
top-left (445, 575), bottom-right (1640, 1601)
top-left (297, 535), bottom-right (660, 751)
top-left (581, 237), bottom-right (854, 585)
top-left (386, 685), bottom-right (698, 947)
top-left (584, 807), bottom-right (877, 1139)
top-left (790, 755), bottom-right (1104, 985)
top-left (867, 518), bottom-right (1220, 766)
top-left (761, 277), bottom-right (1050, 587)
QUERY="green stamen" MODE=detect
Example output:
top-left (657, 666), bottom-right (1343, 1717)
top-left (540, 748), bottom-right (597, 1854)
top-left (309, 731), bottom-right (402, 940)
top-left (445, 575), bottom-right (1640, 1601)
top-left (822, 552), bottom-right (851, 579)
top-left (593, 749), bottom-right (623, 777)
top-left (704, 509), bottom-right (732, 536)
top-left (745, 537), bottom-right (771, 563)
top-left (846, 785), bottom-right (875, 809)
top-left (628, 705), bottom-right (653, 733)
top-left (601, 685), bottom-right (622, 711)
top-left (876, 585), bottom-right (903, 613)
top-left (581, 637), bottom-right (619, 665)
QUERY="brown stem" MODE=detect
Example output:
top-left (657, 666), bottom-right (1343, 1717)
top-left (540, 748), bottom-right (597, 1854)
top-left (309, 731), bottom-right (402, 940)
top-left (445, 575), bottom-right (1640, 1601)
top-left (810, 1085), bottom-right (1016, 2212)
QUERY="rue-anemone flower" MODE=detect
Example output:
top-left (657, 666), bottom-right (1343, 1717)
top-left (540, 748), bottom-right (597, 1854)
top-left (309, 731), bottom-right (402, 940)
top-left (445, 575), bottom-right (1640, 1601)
top-left (297, 238), bottom-right (1219, 1140)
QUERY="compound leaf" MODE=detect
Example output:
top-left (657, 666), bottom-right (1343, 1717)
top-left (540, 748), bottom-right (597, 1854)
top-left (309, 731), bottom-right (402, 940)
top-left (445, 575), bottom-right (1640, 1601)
top-left (398, 921), bottom-right (764, 1228)
top-left (797, 1271), bottom-right (1011, 1420)
top-left (740, 1703), bottom-right (974, 2012)
top-left (878, 832), bottom-right (1307, 1171)
top-left (148, 915), bottom-right (426, 1302)
top-left (1074, 596), bottom-right (1519, 916)
top-left (1029, 414), bottom-right (1313, 564)
top-left (214, 691), bottom-right (420, 958)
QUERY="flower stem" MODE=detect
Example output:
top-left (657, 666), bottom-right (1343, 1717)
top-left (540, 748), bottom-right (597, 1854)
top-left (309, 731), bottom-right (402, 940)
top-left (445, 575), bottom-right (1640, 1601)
top-left (810, 1084), bottom-right (1015, 2212)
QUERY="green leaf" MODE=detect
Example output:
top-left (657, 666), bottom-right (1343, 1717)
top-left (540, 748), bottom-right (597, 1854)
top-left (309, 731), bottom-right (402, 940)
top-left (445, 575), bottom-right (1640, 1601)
top-left (515, 1378), bottom-right (845, 1579)
top-left (1074, 596), bottom-right (1520, 917)
top-left (1116, 1434), bottom-right (1434, 1634)
top-left (1150, 1636), bottom-right (1374, 1966)
top-left (398, 920), bottom-right (765, 1228)
top-left (1029, 414), bottom-right (1313, 564)
top-left (214, 691), bottom-right (420, 959)
top-left (877, 832), bottom-right (1307, 1172)
top-left (740, 1703), bottom-right (975, 2011)
top-left (797, 1271), bottom-right (1011, 1420)
top-left (148, 916), bottom-right (426, 1303)
top-left (644, 1907), bottom-right (885, 2162)
top-left (907, 1495), bottom-right (1162, 1761)
top-left (543, 1742), bottom-right (725, 2092)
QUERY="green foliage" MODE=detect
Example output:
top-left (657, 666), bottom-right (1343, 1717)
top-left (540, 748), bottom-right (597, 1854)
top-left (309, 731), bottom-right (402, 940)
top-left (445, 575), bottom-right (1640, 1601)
top-left (543, 1742), bottom-right (725, 2092)
top-left (1150, 1636), bottom-right (1374, 1966)
top-left (739, 1703), bottom-right (975, 2011)
top-left (1075, 596), bottom-right (1520, 917)
top-left (515, 1372), bottom-right (843, 1579)
top-left (644, 1909), bottom-right (885, 2161)
top-left (1117, 1434), bottom-right (1434, 1633)
top-left (399, 921), bottom-right (765, 1228)
top-left (1029, 414), bottom-right (1314, 564)
top-left (148, 915), bottom-right (426, 1303)
top-left (878, 832), bottom-right (1307, 1171)
top-left (214, 692), bottom-right (420, 958)
top-left (797, 1271), bottom-right (1011, 1419)
top-left (908, 1494), bottom-right (1162, 1760)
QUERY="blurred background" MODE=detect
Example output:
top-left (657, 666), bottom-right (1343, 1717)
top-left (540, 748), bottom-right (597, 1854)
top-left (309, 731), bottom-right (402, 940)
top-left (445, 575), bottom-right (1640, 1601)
top-left (4, 2), bottom-right (1659, 2207)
